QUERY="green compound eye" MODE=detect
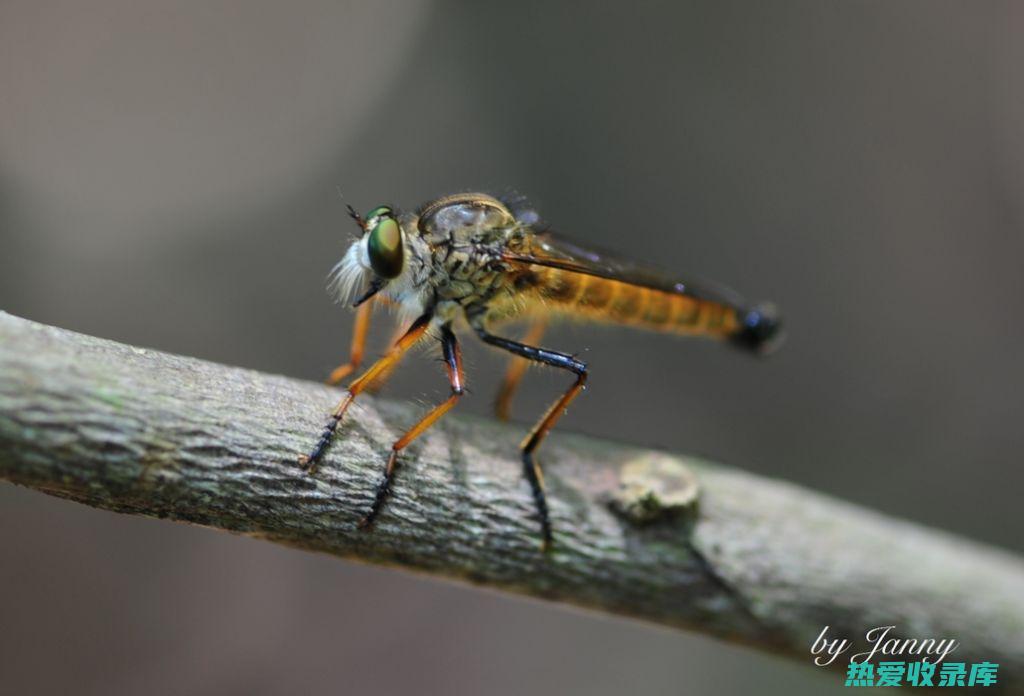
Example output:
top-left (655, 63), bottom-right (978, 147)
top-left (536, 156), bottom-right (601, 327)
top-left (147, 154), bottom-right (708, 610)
top-left (367, 214), bottom-right (403, 279)
top-left (365, 206), bottom-right (393, 224)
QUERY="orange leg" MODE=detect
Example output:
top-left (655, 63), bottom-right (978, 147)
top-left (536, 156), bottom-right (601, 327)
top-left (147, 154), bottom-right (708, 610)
top-left (493, 319), bottom-right (547, 421)
top-left (327, 301), bottom-right (373, 386)
top-left (471, 318), bottom-right (588, 551)
top-left (299, 313), bottom-right (432, 471)
top-left (360, 323), bottom-right (465, 528)
top-left (364, 318), bottom-right (411, 394)
top-left (519, 369), bottom-right (587, 552)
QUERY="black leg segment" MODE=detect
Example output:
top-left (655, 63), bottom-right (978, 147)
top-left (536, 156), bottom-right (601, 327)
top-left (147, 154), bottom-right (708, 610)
top-left (359, 323), bottom-right (466, 529)
top-left (472, 321), bottom-right (588, 550)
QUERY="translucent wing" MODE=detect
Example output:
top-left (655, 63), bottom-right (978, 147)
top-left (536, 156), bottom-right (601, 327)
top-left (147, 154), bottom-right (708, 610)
top-left (504, 229), bottom-right (749, 309)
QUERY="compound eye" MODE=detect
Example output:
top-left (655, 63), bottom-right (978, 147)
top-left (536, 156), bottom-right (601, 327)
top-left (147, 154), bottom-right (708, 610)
top-left (367, 214), bottom-right (403, 279)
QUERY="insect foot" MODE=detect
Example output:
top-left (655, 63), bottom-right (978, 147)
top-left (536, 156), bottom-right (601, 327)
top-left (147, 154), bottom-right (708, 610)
top-left (297, 414), bottom-right (343, 473)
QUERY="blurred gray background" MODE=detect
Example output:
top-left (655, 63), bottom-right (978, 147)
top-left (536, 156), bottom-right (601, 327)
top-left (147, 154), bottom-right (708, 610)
top-left (2, 1), bottom-right (1022, 694)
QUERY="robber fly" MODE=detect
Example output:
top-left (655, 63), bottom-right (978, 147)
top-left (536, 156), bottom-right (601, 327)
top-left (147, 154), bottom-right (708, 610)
top-left (298, 192), bottom-right (782, 550)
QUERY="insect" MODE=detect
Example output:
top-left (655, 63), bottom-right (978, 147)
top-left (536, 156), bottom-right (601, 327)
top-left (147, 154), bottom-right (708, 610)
top-left (298, 192), bottom-right (781, 550)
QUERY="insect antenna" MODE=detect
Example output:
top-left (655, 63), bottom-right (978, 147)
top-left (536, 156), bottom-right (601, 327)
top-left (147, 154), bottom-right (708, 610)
top-left (347, 204), bottom-right (366, 230)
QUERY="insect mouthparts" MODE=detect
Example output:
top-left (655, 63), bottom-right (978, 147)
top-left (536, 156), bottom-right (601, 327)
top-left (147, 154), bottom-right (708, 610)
top-left (352, 278), bottom-right (385, 308)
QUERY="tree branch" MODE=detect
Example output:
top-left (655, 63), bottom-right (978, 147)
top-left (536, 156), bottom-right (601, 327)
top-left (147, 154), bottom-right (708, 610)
top-left (1, 311), bottom-right (1022, 690)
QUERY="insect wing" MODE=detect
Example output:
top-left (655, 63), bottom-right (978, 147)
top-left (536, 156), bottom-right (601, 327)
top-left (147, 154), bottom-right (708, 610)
top-left (504, 230), bottom-right (747, 308)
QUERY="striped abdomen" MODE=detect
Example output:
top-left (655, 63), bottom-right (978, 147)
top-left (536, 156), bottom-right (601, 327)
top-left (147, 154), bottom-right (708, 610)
top-left (530, 267), bottom-right (742, 339)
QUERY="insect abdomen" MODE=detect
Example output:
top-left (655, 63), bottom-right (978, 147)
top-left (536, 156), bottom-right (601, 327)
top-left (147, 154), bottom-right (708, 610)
top-left (535, 268), bottom-right (743, 339)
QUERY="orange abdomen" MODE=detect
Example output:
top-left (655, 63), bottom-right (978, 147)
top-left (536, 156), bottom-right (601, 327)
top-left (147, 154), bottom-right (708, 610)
top-left (530, 267), bottom-right (740, 339)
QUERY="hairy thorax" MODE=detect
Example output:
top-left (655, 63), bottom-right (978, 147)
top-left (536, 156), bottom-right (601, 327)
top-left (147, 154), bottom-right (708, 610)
top-left (392, 195), bottom-right (530, 322)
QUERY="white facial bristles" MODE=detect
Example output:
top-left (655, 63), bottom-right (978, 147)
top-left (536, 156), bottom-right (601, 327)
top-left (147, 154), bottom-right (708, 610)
top-left (327, 240), bottom-right (370, 305)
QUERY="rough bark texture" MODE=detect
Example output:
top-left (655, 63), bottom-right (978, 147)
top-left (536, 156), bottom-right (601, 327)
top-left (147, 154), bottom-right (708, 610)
top-left (1, 311), bottom-right (1022, 690)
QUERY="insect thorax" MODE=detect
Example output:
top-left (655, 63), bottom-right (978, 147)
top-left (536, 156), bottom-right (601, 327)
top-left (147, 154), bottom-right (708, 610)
top-left (405, 194), bottom-right (527, 311)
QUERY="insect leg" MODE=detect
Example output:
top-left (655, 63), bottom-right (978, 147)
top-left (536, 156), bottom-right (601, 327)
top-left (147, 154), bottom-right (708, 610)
top-left (472, 320), bottom-right (587, 550)
top-left (360, 323), bottom-right (465, 528)
top-left (493, 319), bottom-right (547, 421)
top-left (299, 312), bottom-right (432, 471)
top-left (326, 300), bottom-right (373, 385)
top-left (364, 318), bottom-right (412, 394)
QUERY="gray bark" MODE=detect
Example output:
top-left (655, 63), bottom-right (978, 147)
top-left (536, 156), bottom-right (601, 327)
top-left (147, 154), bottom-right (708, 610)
top-left (1, 311), bottom-right (1021, 690)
